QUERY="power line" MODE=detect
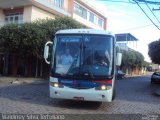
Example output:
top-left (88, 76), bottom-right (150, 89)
top-left (145, 2), bottom-right (160, 23)
top-left (96, 0), bottom-right (136, 4)
top-left (95, 0), bottom-right (160, 30)
top-left (134, 0), bottom-right (160, 5)
top-left (133, 0), bottom-right (160, 31)
top-left (116, 23), bottom-right (160, 32)
top-left (97, 0), bottom-right (160, 4)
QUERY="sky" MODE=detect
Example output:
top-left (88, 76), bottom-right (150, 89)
top-left (87, 0), bottom-right (160, 62)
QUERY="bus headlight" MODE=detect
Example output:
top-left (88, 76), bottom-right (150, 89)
top-left (95, 85), bottom-right (111, 90)
top-left (54, 83), bottom-right (59, 87)
top-left (101, 85), bottom-right (107, 90)
top-left (50, 82), bottom-right (64, 88)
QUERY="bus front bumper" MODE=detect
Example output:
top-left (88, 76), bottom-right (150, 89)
top-left (50, 86), bottom-right (113, 102)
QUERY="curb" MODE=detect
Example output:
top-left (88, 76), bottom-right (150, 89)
top-left (2, 80), bottom-right (49, 85)
top-left (0, 77), bottom-right (48, 85)
top-left (23, 80), bottom-right (49, 85)
top-left (125, 74), bottom-right (152, 78)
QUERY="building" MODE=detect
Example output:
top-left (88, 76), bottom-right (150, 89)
top-left (0, 0), bottom-right (107, 30)
top-left (115, 33), bottom-right (144, 76)
top-left (0, 0), bottom-right (107, 77)
top-left (115, 33), bottom-right (138, 51)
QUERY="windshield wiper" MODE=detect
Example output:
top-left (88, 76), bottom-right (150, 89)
top-left (83, 70), bottom-right (95, 80)
top-left (88, 70), bottom-right (94, 79)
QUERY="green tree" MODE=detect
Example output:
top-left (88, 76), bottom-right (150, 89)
top-left (0, 24), bottom-right (21, 54)
top-left (0, 16), bottom-right (85, 58)
top-left (135, 51), bottom-right (144, 67)
top-left (148, 39), bottom-right (160, 64)
top-left (0, 16), bottom-right (85, 76)
top-left (143, 61), bottom-right (150, 67)
top-left (121, 49), bottom-right (144, 68)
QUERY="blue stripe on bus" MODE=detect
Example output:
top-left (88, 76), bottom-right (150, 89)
top-left (59, 79), bottom-right (112, 88)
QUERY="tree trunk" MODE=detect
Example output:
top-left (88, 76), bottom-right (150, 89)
top-left (12, 55), bottom-right (18, 76)
top-left (35, 57), bottom-right (38, 77)
top-left (40, 59), bottom-right (43, 77)
top-left (28, 56), bottom-right (32, 77)
top-left (24, 56), bottom-right (28, 76)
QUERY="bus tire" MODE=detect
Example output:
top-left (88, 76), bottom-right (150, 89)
top-left (112, 88), bottom-right (116, 100)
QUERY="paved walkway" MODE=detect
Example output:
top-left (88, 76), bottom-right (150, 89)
top-left (0, 72), bottom-right (153, 84)
top-left (0, 77), bottom-right (48, 84)
top-left (0, 75), bottom-right (159, 115)
top-left (125, 71), bottom-right (153, 78)
top-left (1, 72), bottom-right (158, 94)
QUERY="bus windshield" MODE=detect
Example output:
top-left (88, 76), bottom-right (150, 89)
top-left (52, 34), bottom-right (114, 79)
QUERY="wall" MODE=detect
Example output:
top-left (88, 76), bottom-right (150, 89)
top-left (68, 0), bottom-right (74, 14)
top-left (31, 6), bottom-right (55, 21)
top-left (23, 5), bottom-right (55, 23)
top-left (0, 9), bottom-right (5, 26)
top-left (63, 0), bottom-right (69, 12)
top-left (74, 0), bottom-right (106, 30)
top-left (23, 6), bottom-right (32, 22)
top-left (73, 13), bottom-right (103, 30)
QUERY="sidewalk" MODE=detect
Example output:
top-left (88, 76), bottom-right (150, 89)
top-left (125, 71), bottom-right (153, 78)
top-left (0, 72), bottom-right (153, 84)
top-left (0, 77), bottom-right (48, 85)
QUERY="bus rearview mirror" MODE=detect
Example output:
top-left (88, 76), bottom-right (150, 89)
top-left (44, 41), bottom-right (53, 64)
top-left (116, 52), bottom-right (122, 66)
top-left (44, 46), bottom-right (49, 59)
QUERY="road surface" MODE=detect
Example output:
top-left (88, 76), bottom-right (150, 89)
top-left (0, 75), bottom-right (159, 119)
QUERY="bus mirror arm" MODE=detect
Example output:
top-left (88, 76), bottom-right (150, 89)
top-left (44, 41), bottom-right (53, 64)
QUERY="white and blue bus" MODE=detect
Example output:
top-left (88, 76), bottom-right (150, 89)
top-left (44, 29), bottom-right (122, 102)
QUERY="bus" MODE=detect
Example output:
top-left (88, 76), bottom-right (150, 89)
top-left (44, 29), bottom-right (122, 102)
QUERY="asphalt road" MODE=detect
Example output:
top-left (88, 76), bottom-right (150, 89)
top-left (0, 75), bottom-right (160, 119)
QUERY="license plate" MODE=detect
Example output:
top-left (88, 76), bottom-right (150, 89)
top-left (73, 97), bottom-right (84, 101)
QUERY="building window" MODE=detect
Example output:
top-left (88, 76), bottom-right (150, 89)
top-left (5, 13), bottom-right (23, 24)
top-left (98, 18), bottom-right (103, 27)
top-left (74, 2), bottom-right (87, 19)
top-left (54, 0), bottom-right (64, 8)
top-left (89, 12), bottom-right (94, 23)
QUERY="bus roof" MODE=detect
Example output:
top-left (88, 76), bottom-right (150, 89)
top-left (55, 29), bottom-right (114, 36)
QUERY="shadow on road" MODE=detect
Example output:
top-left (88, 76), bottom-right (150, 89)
top-left (49, 99), bottom-right (104, 110)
